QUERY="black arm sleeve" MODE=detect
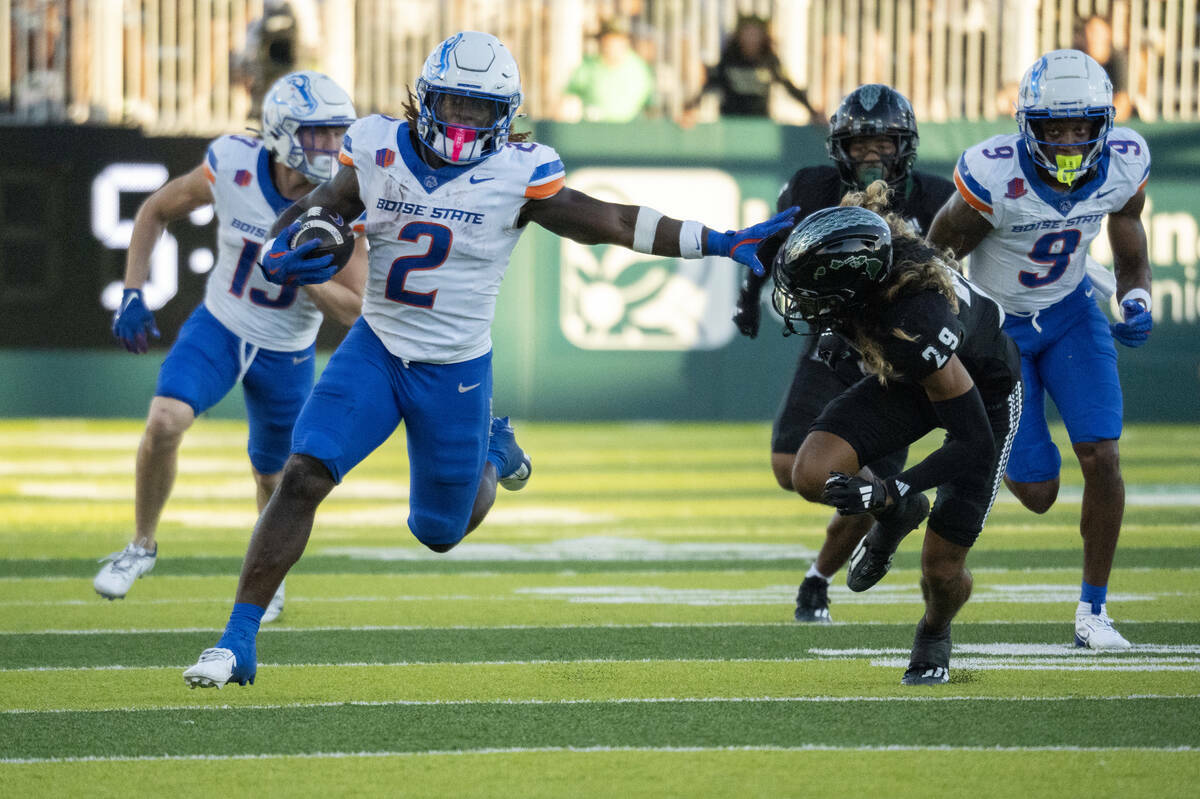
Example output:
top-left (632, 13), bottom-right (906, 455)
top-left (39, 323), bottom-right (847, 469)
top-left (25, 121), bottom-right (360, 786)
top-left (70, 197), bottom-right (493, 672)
top-left (891, 386), bottom-right (995, 494)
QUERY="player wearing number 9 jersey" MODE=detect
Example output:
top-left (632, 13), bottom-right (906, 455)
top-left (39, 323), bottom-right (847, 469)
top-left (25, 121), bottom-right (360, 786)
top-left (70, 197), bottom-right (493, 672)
top-left (928, 49), bottom-right (1153, 650)
top-left (94, 71), bottom-right (367, 621)
top-left (183, 31), bottom-right (800, 689)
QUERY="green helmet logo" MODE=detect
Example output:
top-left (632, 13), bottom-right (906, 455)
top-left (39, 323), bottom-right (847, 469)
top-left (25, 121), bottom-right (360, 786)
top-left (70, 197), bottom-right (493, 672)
top-left (814, 254), bottom-right (885, 280)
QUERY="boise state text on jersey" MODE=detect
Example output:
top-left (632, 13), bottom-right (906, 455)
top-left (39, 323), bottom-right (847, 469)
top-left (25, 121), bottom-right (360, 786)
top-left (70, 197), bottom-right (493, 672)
top-left (339, 114), bottom-right (565, 363)
top-left (953, 128), bottom-right (1150, 313)
top-left (201, 134), bottom-right (325, 351)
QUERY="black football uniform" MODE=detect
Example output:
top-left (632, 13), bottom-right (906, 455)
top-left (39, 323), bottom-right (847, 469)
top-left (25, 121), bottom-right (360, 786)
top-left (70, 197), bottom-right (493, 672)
top-left (810, 271), bottom-right (1022, 547)
top-left (766, 166), bottom-right (956, 471)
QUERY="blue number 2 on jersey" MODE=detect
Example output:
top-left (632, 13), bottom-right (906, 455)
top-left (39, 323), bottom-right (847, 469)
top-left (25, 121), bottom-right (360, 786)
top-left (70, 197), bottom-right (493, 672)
top-left (1020, 229), bottom-right (1081, 288)
top-left (386, 222), bottom-right (454, 307)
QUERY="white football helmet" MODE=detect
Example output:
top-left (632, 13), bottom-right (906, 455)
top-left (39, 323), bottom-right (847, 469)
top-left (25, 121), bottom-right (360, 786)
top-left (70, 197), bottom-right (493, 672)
top-left (261, 70), bottom-right (356, 183)
top-left (1016, 49), bottom-right (1114, 183)
top-left (415, 31), bottom-right (523, 164)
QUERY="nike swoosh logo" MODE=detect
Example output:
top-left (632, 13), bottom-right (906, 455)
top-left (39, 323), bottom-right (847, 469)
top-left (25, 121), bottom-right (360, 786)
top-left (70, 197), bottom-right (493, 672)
top-left (1095, 188), bottom-right (1117, 198)
top-left (457, 382), bottom-right (481, 393)
top-left (293, 355), bottom-right (313, 365)
top-left (468, 175), bottom-right (494, 184)
top-left (1085, 288), bottom-right (1094, 298)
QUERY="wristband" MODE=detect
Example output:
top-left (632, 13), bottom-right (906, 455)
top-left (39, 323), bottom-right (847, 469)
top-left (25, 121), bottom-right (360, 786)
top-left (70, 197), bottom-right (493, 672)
top-left (632, 207), bottom-right (663, 254)
top-left (1120, 288), bottom-right (1151, 312)
top-left (679, 220), bottom-right (704, 259)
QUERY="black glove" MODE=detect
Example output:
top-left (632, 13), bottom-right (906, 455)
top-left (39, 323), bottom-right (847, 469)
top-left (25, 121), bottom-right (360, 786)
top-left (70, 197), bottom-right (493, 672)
top-left (822, 471), bottom-right (899, 515)
top-left (732, 268), bottom-right (770, 339)
top-left (816, 331), bottom-right (865, 385)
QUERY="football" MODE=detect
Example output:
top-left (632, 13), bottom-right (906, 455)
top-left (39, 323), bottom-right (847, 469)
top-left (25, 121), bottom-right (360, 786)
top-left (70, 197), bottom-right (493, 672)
top-left (288, 206), bottom-right (355, 272)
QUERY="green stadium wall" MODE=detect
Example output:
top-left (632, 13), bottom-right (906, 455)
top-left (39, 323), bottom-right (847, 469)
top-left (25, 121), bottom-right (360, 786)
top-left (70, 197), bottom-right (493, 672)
top-left (1, 120), bottom-right (1197, 421)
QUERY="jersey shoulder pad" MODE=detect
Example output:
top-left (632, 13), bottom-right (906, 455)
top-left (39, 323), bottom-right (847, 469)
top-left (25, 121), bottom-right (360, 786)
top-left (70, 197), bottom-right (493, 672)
top-left (204, 134), bottom-right (264, 184)
top-left (782, 166), bottom-right (842, 218)
top-left (1105, 126), bottom-right (1150, 190)
top-left (505, 141), bottom-right (565, 200)
top-left (913, 170), bottom-right (956, 203)
top-left (955, 134), bottom-right (1021, 219)
top-left (340, 114), bottom-right (401, 169)
top-left (879, 288), bottom-right (963, 380)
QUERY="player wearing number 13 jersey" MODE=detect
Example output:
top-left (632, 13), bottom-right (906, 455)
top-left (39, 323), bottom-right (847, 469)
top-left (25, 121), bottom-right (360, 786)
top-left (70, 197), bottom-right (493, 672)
top-left (929, 49), bottom-right (1153, 650)
top-left (94, 71), bottom-right (367, 619)
top-left (183, 31), bottom-right (800, 689)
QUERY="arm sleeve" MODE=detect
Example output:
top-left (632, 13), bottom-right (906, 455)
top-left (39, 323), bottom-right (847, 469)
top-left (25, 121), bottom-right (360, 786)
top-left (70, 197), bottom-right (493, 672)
top-left (891, 386), bottom-right (996, 494)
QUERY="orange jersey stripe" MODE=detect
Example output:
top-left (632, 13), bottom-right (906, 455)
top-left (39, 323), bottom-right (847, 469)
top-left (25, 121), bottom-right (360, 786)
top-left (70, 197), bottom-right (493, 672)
top-left (337, 152), bottom-right (355, 167)
top-left (202, 164), bottom-right (216, 184)
top-left (524, 176), bottom-right (564, 200)
top-left (953, 167), bottom-right (993, 215)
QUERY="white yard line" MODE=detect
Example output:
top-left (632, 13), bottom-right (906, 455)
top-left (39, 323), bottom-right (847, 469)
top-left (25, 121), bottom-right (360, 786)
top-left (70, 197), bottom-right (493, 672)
top-left (4, 743), bottom-right (1198, 765)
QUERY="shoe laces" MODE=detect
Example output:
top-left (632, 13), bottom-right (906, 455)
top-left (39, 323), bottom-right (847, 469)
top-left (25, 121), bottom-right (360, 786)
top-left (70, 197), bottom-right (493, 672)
top-left (98, 544), bottom-right (151, 573)
top-left (195, 647), bottom-right (234, 663)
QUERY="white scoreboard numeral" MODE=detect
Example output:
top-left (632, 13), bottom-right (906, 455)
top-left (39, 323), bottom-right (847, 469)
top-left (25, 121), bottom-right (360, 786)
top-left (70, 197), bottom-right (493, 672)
top-left (93, 163), bottom-right (177, 311)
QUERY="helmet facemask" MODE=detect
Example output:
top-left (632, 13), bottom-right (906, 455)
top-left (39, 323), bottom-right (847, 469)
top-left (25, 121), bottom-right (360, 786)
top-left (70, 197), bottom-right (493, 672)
top-left (415, 81), bottom-right (518, 164)
top-left (827, 84), bottom-right (919, 191)
top-left (1019, 110), bottom-right (1112, 185)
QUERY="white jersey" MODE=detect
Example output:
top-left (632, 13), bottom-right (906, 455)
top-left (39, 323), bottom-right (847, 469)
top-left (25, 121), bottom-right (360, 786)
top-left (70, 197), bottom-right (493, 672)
top-left (953, 128), bottom-right (1150, 313)
top-left (338, 115), bottom-right (565, 363)
top-left (201, 135), bottom-right (324, 351)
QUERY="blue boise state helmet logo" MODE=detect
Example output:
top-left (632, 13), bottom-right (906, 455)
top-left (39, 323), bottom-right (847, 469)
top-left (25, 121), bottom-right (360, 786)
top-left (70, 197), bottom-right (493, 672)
top-left (277, 73), bottom-right (319, 116)
top-left (431, 32), bottom-right (464, 79)
top-left (1028, 57), bottom-right (1047, 102)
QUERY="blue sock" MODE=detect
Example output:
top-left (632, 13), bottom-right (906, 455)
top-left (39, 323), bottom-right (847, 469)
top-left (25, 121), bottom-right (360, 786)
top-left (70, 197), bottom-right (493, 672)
top-left (1080, 581), bottom-right (1107, 615)
top-left (216, 602), bottom-right (265, 651)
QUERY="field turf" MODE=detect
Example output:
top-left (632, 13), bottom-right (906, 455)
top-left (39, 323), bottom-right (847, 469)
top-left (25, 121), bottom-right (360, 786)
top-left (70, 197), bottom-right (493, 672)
top-left (1, 419), bottom-right (1197, 797)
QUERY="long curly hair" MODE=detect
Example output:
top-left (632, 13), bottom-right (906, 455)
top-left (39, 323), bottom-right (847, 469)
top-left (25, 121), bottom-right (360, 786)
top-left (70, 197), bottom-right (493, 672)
top-left (837, 180), bottom-right (962, 382)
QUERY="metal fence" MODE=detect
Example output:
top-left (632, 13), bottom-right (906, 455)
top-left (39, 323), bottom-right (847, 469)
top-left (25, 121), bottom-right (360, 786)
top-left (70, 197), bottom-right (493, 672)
top-left (3, 0), bottom-right (1197, 133)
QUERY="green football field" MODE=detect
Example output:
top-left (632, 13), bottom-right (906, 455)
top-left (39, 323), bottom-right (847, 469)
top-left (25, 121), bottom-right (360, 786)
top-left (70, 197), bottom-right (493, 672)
top-left (1, 418), bottom-right (1197, 797)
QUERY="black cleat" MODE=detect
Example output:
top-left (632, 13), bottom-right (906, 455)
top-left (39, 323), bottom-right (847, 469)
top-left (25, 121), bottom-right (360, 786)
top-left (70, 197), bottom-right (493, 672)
top-left (901, 617), bottom-right (951, 685)
top-left (793, 576), bottom-right (832, 623)
top-left (846, 492), bottom-right (930, 592)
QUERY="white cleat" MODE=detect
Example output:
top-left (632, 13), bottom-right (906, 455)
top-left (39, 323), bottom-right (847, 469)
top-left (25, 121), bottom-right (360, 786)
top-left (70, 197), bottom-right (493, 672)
top-left (261, 580), bottom-right (285, 624)
top-left (1074, 602), bottom-right (1132, 650)
top-left (94, 543), bottom-right (156, 599)
top-left (183, 647), bottom-right (236, 688)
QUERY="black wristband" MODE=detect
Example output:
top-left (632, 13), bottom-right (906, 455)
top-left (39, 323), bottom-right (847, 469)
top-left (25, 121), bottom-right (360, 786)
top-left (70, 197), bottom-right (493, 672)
top-left (893, 386), bottom-right (994, 494)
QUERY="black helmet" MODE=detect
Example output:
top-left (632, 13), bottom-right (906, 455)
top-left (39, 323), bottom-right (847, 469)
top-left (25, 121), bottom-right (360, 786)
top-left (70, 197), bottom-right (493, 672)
top-left (771, 206), bottom-right (893, 332)
top-left (827, 84), bottom-right (919, 190)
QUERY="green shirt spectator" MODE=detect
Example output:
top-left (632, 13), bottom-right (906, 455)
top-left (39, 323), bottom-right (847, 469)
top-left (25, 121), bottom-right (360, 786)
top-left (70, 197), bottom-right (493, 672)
top-left (561, 20), bottom-right (655, 123)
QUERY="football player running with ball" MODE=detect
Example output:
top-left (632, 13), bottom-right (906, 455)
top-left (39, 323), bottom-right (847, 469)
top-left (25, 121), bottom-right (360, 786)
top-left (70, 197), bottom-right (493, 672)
top-left (735, 84), bottom-right (954, 623)
top-left (96, 71), bottom-right (367, 623)
top-left (183, 31), bottom-right (796, 688)
top-left (928, 50), bottom-right (1152, 650)
top-left (776, 186), bottom-right (1022, 685)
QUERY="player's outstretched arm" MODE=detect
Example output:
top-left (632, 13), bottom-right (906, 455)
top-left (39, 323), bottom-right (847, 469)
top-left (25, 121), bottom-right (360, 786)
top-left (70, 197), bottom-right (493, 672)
top-left (519, 187), bottom-right (797, 275)
top-left (261, 167), bottom-right (367, 287)
top-left (113, 164), bottom-right (214, 353)
top-left (926, 192), bottom-right (994, 259)
top-left (1108, 188), bottom-right (1153, 348)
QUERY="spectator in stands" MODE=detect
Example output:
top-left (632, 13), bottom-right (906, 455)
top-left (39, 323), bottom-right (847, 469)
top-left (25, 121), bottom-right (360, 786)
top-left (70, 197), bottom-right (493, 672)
top-left (1077, 13), bottom-right (1134, 121)
top-left (560, 18), bottom-right (656, 123)
top-left (679, 14), bottom-right (820, 126)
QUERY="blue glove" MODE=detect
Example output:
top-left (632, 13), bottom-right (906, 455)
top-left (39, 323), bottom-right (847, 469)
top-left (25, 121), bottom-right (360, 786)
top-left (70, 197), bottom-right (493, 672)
top-left (705, 207), bottom-right (799, 276)
top-left (258, 221), bottom-right (337, 286)
top-left (111, 288), bottom-right (160, 354)
top-left (1110, 298), bottom-right (1152, 348)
